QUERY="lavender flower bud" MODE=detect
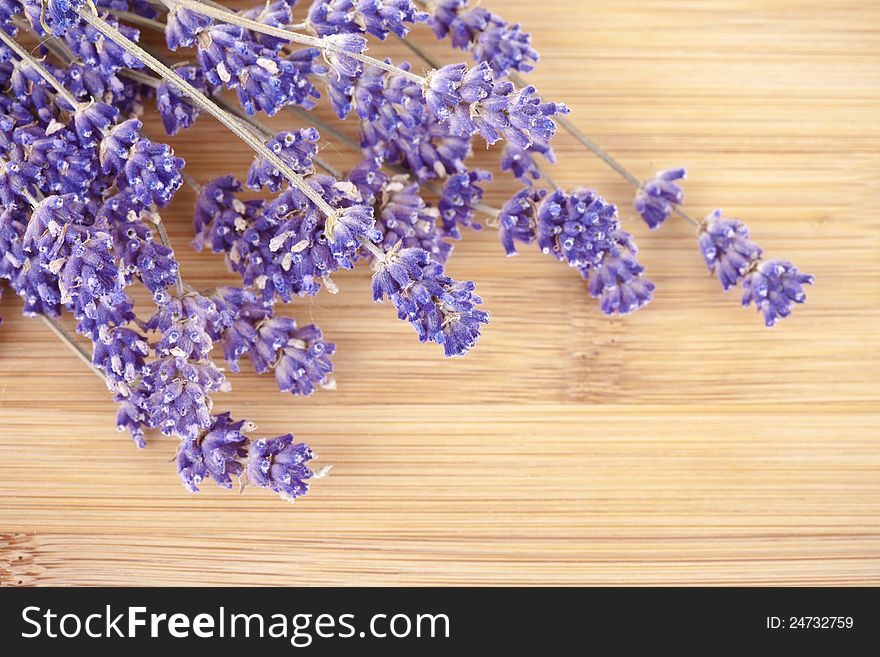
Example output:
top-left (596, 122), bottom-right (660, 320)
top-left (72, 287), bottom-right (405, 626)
top-left (92, 325), bottom-right (149, 392)
top-left (498, 187), bottom-right (545, 256)
top-left (156, 65), bottom-right (209, 136)
top-left (536, 189), bottom-right (620, 274)
top-left (372, 244), bottom-right (488, 356)
top-left (123, 138), bottom-right (185, 208)
top-left (698, 210), bottom-right (763, 290)
top-left (247, 434), bottom-right (318, 502)
top-left (165, 4), bottom-right (213, 50)
top-left (177, 413), bottom-right (250, 492)
top-left (633, 168), bottom-right (686, 230)
top-left (246, 128), bottom-right (320, 191)
top-left (439, 168), bottom-right (491, 238)
top-left (587, 231), bottom-right (655, 315)
top-left (742, 260), bottom-right (814, 327)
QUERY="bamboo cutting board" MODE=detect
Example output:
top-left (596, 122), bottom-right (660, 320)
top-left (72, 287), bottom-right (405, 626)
top-left (1, 0), bottom-right (878, 586)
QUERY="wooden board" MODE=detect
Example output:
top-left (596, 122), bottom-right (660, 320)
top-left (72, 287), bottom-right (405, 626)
top-left (1, 0), bottom-right (879, 586)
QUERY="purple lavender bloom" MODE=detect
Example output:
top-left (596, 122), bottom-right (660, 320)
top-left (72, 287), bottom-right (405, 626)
top-left (165, 4), bottom-right (213, 50)
top-left (104, 199), bottom-right (179, 301)
top-left (123, 138), bottom-right (185, 207)
top-left (475, 81), bottom-right (569, 148)
top-left (149, 294), bottom-right (219, 360)
top-left (472, 18), bottom-right (538, 77)
top-left (23, 0), bottom-right (86, 35)
top-left (246, 128), bottom-right (320, 191)
top-left (536, 189), bottom-right (620, 275)
top-left (64, 63), bottom-right (126, 104)
top-left (27, 128), bottom-right (96, 195)
top-left (323, 33), bottom-right (367, 118)
top-left (363, 120), bottom-right (471, 182)
top-left (75, 289), bottom-right (136, 340)
top-left (247, 434), bottom-right (317, 501)
top-left (114, 386), bottom-right (147, 448)
top-left (73, 102), bottom-right (119, 147)
top-left (438, 168), bottom-right (491, 238)
top-left (500, 141), bottom-right (555, 183)
top-left (355, 0), bottom-right (428, 40)
top-left (249, 317), bottom-right (336, 395)
top-left (353, 60), bottom-right (424, 132)
top-left (62, 16), bottom-right (144, 76)
top-left (99, 118), bottom-right (141, 175)
top-left (698, 210), bottom-right (763, 290)
top-left (375, 175), bottom-right (451, 263)
top-left (307, 0), bottom-right (360, 37)
top-left (0, 157), bottom-right (44, 205)
top-left (210, 287), bottom-right (272, 372)
top-left (157, 65), bottom-right (209, 136)
top-left (192, 175), bottom-right (244, 250)
top-left (372, 244), bottom-right (488, 356)
top-left (741, 259), bottom-right (814, 327)
top-left (273, 323), bottom-right (336, 396)
top-left (0, 0), bottom-right (20, 36)
top-left (633, 168), bottom-right (686, 230)
top-left (425, 63), bottom-right (568, 147)
top-left (429, 0), bottom-right (538, 76)
top-left (177, 413), bottom-right (250, 492)
top-left (242, 0), bottom-right (296, 50)
top-left (142, 355), bottom-right (228, 439)
top-left (325, 204), bottom-right (380, 266)
top-left (498, 187), bottom-right (545, 256)
top-left (92, 325), bottom-right (149, 392)
top-left (587, 230), bottom-right (655, 315)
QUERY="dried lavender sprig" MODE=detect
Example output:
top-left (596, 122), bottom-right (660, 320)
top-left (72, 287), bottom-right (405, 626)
top-left (76, 7), bottom-right (338, 217)
top-left (165, 0), bottom-right (426, 84)
top-left (0, 26), bottom-right (79, 108)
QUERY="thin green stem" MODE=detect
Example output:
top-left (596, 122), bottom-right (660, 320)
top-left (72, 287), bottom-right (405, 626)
top-left (0, 29), bottom-right (80, 108)
top-left (77, 7), bottom-right (336, 217)
top-left (168, 0), bottom-right (426, 84)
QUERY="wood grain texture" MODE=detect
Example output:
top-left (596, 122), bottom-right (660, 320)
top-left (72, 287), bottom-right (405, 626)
top-left (1, 0), bottom-right (879, 586)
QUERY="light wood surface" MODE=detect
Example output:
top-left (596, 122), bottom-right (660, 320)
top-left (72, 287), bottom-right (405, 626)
top-left (1, 1), bottom-right (878, 586)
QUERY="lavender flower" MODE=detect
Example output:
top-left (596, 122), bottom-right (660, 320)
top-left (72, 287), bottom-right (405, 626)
top-left (165, 4), bottom-right (213, 50)
top-left (536, 189), bottom-right (620, 275)
top-left (177, 412), bottom-right (250, 492)
top-left (372, 244), bottom-right (488, 356)
top-left (498, 187), bottom-right (545, 256)
top-left (633, 168), bottom-right (686, 230)
top-left (142, 355), bottom-right (228, 439)
top-left (92, 325), bottom-right (149, 392)
top-left (425, 63), bottom-right (569, 147)
top-left (247, 128), bottom-right (320, 191)
top-left (123, 137), bottom-right (185, 207)
top-left (742, 260), bottom-right (814, 327)
top-left (247, 434), bottom-right (318, 501)
top-left (439, 168), bottom-right (491, 237)
top-left (309, 0), bottom-right (428, 40)
top-left (249, 317), bottom-right (336, 396)
top-left (698, 210), bottom-right (763, 290)
top-left (374, 174), bottom-right (451, 262)
top-left (500, 141), bottom-right (555, 183)
top-left (23, 0), bottom-right (86, 35)
top-left (587, 231), bottom-right (655, 315)
top-left (156, 65), bottom-right (210, 135)
top-left (324, 204), bottom-right (380, 265)
top-left (429, 1), bottom-right (538, 76)
top-left (62, 15), bottom-right (144, 76)
top-left (323, 33), bottom-right (367, 118)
